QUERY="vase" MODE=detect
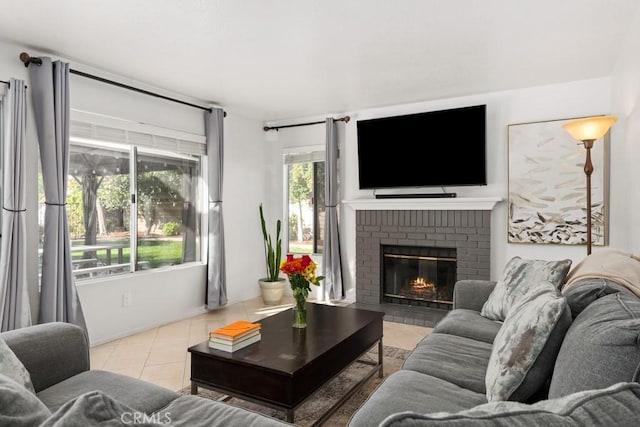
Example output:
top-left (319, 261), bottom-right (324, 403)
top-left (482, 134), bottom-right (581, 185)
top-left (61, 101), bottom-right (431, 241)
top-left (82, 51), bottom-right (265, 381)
top-left (293, 300), bottom-right (307, 328)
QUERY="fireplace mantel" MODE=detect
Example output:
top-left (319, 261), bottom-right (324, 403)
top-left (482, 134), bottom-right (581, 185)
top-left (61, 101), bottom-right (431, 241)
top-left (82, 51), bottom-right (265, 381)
top-left (343, 197), bottom-right (502, 211)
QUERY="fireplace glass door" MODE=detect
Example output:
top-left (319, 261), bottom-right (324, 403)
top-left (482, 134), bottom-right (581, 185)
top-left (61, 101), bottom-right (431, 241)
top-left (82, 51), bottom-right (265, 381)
top-left (382, 245), bottom-right (456, 306)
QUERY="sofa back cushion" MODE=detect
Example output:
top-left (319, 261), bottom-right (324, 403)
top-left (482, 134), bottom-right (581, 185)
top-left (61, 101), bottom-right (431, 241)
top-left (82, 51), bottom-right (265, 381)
top-left (481, 257), bottom-right (572, 321)
top-left (561, 278), bottom-right (631, 319)
top-left (549, 291), bottom-right (640, 398)
top-left (485, 284), bottom-right (571, 402)
top-left (0, 322), bottom-right (89, 393)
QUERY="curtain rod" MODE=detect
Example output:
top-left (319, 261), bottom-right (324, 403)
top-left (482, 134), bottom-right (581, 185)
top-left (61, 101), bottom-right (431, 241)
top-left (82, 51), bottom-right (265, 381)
top-left (0, 80), bottom-right (27, 89)
top-left (19, 52), bottom-right (224, 116)
top-left (263, 116), bottom-right (350, 132)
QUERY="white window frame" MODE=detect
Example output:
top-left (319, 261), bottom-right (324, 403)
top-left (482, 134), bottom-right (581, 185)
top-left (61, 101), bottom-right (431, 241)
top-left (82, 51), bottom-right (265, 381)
top-left (282, 144), bottom-right (325, 255)
top-left (58, 111), bottom-right (207, 281)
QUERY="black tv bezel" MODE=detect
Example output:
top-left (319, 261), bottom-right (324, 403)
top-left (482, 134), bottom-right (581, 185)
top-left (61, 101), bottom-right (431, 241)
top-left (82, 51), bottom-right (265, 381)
top-left (356, 104), bottom-right (487, 189)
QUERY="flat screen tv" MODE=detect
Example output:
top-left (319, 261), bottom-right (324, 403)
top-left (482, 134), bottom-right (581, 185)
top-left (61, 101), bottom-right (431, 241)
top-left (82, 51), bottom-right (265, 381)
top-left (357, 104), bottom-right (487, 189)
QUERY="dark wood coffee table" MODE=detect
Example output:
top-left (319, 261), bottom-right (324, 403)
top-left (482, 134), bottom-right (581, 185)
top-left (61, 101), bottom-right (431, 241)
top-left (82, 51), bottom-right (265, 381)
top-left (188, 303), bottom-right (384, 424)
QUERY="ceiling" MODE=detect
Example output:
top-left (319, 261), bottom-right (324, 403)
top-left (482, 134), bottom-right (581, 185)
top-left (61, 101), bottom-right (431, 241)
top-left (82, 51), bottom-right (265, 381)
top-left (1, 0), bottom-right (638, 122)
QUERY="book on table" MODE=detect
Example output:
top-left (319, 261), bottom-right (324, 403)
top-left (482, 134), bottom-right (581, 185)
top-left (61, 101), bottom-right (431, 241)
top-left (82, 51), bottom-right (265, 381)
top-left (208, 331), bottom-right (261, 352)
top-left (209, 320), bottom-right (261, 341)
top-left (208, 320), bottom-right (261, 352)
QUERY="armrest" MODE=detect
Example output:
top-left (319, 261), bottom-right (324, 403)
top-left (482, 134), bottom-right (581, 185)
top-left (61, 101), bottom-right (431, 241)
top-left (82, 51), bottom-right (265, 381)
top-left (1, 322), bottom-right (89, 392)
top-left (452, 279), bottom-right (497, 312)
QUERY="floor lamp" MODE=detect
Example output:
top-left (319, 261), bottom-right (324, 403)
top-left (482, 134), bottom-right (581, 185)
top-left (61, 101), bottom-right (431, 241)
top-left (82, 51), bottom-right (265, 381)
top-left (562, 115), bottom-right (617, 255)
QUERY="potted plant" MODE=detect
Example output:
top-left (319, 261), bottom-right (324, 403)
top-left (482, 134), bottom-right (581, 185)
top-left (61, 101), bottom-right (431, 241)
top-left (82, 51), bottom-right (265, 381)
top-left (258, 203), bottom-right (285, 305)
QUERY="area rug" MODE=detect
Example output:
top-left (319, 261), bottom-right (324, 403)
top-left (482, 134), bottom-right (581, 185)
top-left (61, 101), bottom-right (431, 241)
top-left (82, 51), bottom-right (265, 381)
top-left (178, 345), bottom-right (411, 426)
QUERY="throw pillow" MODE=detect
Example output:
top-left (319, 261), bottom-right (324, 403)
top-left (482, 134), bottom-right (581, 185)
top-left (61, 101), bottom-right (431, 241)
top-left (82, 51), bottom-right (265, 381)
top-left (0, 338), bottom-right (34, 393)
top-left (485, 283), bottom-right (571, 402)
top-left (0, 373), bottom-right (51, 426)
top-left (379, 382), bottom-right (640, 427)
top-left (481, 256), bottom-right (572, 321)
top-left (549, 291), bottom-right (640, 399)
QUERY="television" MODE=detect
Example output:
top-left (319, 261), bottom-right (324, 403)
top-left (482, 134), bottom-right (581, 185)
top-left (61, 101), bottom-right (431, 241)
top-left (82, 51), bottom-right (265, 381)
top-left (357, 104), bottom-right (487, 190)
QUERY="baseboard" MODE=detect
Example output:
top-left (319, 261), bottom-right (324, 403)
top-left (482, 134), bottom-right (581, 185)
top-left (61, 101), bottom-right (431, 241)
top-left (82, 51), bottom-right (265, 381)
top-left (89, 306), bottom-right (208, 346)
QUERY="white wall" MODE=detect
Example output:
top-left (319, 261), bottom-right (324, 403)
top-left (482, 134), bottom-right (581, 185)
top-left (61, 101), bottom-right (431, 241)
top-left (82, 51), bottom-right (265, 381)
top-left (0, 41), bottom-right (268, 345)
top-left (611, 7), bottom-right (640, 254)
top-left (76, 111), bottom-right (268, 345)
top-left (3, 26), bottom-right (638, 342)
top-left (269, 78), bottom-right (629, 302)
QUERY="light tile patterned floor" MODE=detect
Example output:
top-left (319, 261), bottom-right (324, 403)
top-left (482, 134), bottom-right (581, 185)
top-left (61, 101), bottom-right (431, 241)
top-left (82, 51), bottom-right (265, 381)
top-left (90, 296), bottom-right (432, 392)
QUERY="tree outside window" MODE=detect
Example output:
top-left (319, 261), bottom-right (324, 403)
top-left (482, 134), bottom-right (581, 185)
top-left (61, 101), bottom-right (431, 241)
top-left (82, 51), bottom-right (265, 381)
top-left (287, 160), bottom-right (324, 254)
top-left (39, 143), bottom-right (201, 281)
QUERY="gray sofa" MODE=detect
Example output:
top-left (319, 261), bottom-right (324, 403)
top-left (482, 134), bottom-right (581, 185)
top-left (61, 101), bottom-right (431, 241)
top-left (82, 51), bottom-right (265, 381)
top-left (0, 322), bottom-right (288, 426)
top-left (3, 274), bottom-right (640, 425)
top-left (348, 278), bottom-right (640, 426)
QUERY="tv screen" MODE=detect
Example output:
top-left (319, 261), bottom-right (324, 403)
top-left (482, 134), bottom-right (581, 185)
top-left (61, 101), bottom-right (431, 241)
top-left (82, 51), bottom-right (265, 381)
top-left (357, 105), bottom-right (487, 189)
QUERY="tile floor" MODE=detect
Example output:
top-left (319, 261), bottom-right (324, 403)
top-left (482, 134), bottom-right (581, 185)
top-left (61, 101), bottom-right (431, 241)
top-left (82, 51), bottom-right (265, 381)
top-left (89, 296), bottom-right (432, 393)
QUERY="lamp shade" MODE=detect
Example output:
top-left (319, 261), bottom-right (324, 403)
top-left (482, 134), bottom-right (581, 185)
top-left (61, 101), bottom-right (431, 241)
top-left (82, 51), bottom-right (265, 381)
top-left (562, 115), bottom-right (618, 141)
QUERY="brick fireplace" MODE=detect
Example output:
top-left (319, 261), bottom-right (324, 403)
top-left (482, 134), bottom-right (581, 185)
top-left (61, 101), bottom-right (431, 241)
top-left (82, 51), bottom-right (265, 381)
top-left (353, 207), bottom-right (492, 326)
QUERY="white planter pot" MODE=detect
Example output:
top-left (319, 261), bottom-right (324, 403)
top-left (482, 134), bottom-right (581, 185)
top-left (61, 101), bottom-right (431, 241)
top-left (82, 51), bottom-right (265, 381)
top-left (258, 278), bottom-right (286, 305)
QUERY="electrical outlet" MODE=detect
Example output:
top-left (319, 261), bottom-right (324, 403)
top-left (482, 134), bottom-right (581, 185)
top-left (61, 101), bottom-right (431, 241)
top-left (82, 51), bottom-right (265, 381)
top-left (122, 292), bottom-right (132, 307)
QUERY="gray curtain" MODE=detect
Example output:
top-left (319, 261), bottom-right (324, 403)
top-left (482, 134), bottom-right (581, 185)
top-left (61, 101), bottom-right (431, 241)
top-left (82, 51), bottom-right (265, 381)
top-left (205, 108), bottom-right (227, 309)
top-left (323, 118), bottom-right (344, 300)
top-left (0, 78), bottom-right (32, 331)
top-left (29, 58), bottom-right (86, 330)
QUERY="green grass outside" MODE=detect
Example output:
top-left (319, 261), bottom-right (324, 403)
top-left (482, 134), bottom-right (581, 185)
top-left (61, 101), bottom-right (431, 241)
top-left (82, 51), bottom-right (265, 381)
top-left (71, 239), bottom-right (183, 268)
top-left (288, 244), bottom-right (312, 254)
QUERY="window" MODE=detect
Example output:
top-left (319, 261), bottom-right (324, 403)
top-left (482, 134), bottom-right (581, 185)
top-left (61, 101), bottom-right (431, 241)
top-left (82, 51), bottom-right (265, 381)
top-left (285, 151), bottom-right (325, 254)
top-left (38, 113), bottom-right (204, 281)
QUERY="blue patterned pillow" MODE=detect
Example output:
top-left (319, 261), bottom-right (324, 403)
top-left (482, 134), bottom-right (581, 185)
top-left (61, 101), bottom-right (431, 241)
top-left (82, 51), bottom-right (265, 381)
top-left (481, 256), bottom-right (572, 321)
top-left (485, 283), bottom-right (570, 402)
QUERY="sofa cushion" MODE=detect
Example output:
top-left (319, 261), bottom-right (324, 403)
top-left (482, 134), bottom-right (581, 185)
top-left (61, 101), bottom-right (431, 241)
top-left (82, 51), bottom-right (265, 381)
top-left (0, 373), bottom-right (51, 427)
top-left (36, 369), bottom-right (178, 413)
top-left (39, 390), bottom-right (288, 427)
top-left (378, 382), bottom-right (640, 427)
top-left (485, 284), bottom-right (571, 402)
top-left (348, 370), bottom-right (487, 427)
top-left (549, 291), bottom-right (640, 398)
top-left (154, 395), bottom-right (292, 426)
top-left (433, 309), bottom-right (502, 343)
top-left (0, 337), bottom-right (35, 393)
top-left (561, 277), bottom-right (631, 319)
top-left (403, 333), bottom-right (492, 394)
top-left (481, 256), bottom-right (572, 321)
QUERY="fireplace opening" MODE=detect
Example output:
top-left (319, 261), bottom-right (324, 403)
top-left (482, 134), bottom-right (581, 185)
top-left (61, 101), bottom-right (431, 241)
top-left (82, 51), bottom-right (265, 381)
top-left (382, 245), bottom-right (457, 308)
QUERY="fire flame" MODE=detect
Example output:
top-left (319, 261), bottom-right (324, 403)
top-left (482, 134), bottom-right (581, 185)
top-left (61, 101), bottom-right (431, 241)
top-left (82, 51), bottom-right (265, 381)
top-left (411, 277), bottom-right (435, 292)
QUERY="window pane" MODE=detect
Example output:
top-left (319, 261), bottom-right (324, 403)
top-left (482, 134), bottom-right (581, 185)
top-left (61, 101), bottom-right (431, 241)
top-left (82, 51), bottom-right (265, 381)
top-left (136, 151), bottom-right (200, 270)
top-left (288, 162), bottom-right (313, 253)
top-left (287, 160), bottom-right (325, 254)
top-left (68, 144), bottom-right (131, 280)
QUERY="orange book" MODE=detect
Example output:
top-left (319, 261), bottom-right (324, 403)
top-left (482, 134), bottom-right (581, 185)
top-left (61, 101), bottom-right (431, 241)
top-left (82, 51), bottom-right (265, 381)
top-left (210, 320), bottom-right (260, 340)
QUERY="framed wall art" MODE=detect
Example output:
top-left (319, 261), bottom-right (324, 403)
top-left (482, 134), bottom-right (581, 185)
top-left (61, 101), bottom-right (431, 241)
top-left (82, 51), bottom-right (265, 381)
top-left (507, 117), bottom-right (609, 245)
